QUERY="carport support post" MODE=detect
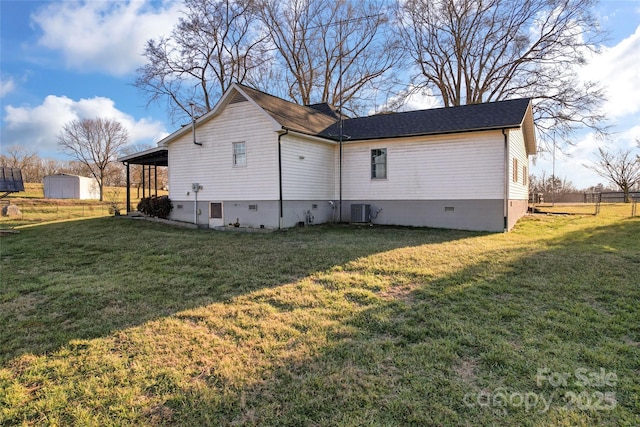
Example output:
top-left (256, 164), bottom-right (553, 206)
top-left (126, 162), bottom-right (131, 213)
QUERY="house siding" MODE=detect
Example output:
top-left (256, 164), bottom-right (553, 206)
top-left (281, 134), bottom-right (336, 200)
top-left (168, 101), bottom-right (280, 226)
top-left (340, 131), bottom-right (504, 201)
top-left (508, 128), bottom-right (530, 200)
top-left (506, 128), bottom-right (530, 230)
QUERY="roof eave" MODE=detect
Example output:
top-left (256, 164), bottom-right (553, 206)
top-left (325, 125), bottom-right (524, 143)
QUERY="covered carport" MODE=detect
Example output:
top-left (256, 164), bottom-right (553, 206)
top-left (118, 147), bottom-right (168, 213)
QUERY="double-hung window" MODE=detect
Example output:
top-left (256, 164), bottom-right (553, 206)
top-left (371, 148), bottom-right (387, 179)
top-left (233, 142), bottom-right (246, 167)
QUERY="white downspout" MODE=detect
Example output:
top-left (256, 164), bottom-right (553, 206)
top-left (503, 128), bottom-right (509, 232)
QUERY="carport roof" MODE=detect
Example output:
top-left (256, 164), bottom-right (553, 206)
top-left (119, 146), bottom-right (168, 166)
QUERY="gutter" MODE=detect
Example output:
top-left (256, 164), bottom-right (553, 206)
top-left (503, 128), bottom-right (509, 232)
top-left (278, 128), bottom-right (289, 229)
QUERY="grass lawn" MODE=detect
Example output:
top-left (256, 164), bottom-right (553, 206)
top-left (1, 206), bottom-right (639, 425)
top-left (1, 183), bottom-right (167, 228)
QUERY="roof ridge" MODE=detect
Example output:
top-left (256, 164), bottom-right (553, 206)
top-left (234, 83), bottom-right (343, 120)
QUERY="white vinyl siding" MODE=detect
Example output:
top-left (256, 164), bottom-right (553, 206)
top-left (507, 128), bottom-right (529, 200)
top-left (340, 131), bottom-right (505, 200)
top-left (168, 101), bottom-right (279, 201)
top-left (281, 133), bottom-right (336, 200)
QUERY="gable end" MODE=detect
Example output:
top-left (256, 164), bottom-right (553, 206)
top-left (229, 91), bottom-right (248, 104)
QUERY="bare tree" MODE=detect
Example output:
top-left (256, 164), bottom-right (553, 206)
top-left (259, 0), bottom-right (400, 115)
top-left (398, 0), bottom-right (607, 150)
top-left (135, 0), bottom-right (268, 123)
top-left (529, 170), bottom-right (576, 194)
top-left (0, 145), bottom-right (40, 182)
top-left (585, 147), bottom-right (640, 202)
top-left (57, 118), bottom-right (129, 201)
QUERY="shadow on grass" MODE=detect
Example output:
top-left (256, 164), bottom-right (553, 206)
top-left (0, 217), bottom-right (481, 365)
top-left (2, 217), bottom-right (638, 425)
top-left (162, 219), bottom-right (640, 426)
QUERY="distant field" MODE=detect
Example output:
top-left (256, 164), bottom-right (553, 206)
top-left (1, 183), bottom-right (167, 228)
top-left (1, 204), bottom-right (638, 425)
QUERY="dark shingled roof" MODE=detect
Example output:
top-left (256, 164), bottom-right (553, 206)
top-left (319, 98), bottom-right (532, 141)
top-left (306, 102), bottom-right (343, 120)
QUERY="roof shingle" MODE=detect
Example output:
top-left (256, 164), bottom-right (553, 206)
top-left (320, 98), bottom-right (532, 141)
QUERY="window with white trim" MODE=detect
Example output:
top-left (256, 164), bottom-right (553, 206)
top-left (371, 148), bottom-right (387, 179)
top-left (233, 142), bottom-right (246, 167)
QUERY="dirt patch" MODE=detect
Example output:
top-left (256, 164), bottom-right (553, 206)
top-left (378, 284), bottom-right (415, 304)
top-left (453, 357), bottom-right (478, 385)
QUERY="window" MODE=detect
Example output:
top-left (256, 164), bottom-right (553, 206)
top-left (210, 203), bottom-right (222, 219)
top-left (233, 142), bottom-right (246, 167)
top-left (371, 148), bottom-right (387, 179)
top-left (512, 158), bottom-right (518, 182)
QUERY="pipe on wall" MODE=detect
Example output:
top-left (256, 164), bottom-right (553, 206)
top-left (503, 128), bottom-right (509, 232)
top-left (278, 128), bottom-right (289, 229)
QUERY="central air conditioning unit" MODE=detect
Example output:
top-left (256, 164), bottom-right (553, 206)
top-left (351, 204), bottom-right (371, 223)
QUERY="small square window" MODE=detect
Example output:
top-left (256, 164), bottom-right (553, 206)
top-left (371, 148), bottom-right (387, 179)
top-left (233, 142), bottom-right (246, 167)
top-left (210, 203), bottom-right (222, 219)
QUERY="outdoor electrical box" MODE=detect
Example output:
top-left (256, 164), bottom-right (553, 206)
top-left (191, 183), bottom-right (201, 192)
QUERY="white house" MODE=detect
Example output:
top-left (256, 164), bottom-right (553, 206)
top-left (121, 84), bottom-right (536, 232)
top-left (43, 174), bottom-right (100, 200)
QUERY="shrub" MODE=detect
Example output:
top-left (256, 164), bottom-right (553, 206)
top-left (137, 196), bottom-right (173, 219)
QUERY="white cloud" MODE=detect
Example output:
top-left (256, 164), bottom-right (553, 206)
top-left (580, 24), bottom-right (640, 119)
top-left (31, 0), bottom-right (183, 76)
top-left (0, 76), bottom-right (15, 98)
top-left (373, 85), bottom-right (442, 114)
top-left (2, 95), bottom-right (168, 158)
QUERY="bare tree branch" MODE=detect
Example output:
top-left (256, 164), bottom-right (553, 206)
top-left (259, 0), bottom-right (401, 115)
top-left (398, 0), bottom-right (608, 151)
top-left (57, 118), bottom-right (129, 201)
top-left (584, 147), bottom-right (640, 202)
top-left (135, 0), bottom-right (268, 124)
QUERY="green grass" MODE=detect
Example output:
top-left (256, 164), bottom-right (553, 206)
top-left (1, 184), bottom-right (167, 228)
top-left (1, 205), bottom-right (639, 426)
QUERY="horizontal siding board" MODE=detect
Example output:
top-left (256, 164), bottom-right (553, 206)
top-left (169, 102), bottom-right (279, 201)
top-left (281, 134), bottom-right (336, 200)
top-left (341, 131), bottom-right (505, 200)
top-left (508, 128), bottom-right (529, 200)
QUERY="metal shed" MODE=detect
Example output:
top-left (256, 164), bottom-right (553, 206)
top-left (43, 174), bottom-right (100, 200)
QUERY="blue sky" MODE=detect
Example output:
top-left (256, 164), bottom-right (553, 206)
top-left (1, 0), bottom-right (639, 188)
